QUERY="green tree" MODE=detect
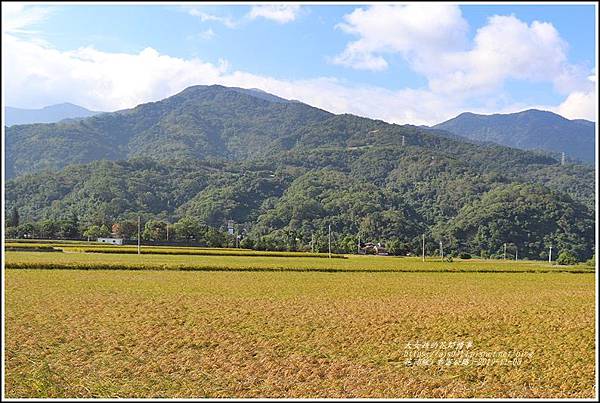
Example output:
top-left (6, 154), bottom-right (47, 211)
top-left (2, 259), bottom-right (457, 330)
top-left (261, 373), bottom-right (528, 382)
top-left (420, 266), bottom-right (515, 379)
top-left (57, 217), bottom-right (80, 239)
top-left (38, 219), bottom-right (58, 239)
top-left (83, 225), bottom-right (110, 240)
top-left (240, 237), bottom-right (255, 249)
top-left (385, 239), bottom-right (413, 256)
top-left (143, 220), bottom-right (167, 241)
top-left (8, 206), bottom-right (20, 227)
top-left (114, 220), bottom-right (138, 239)
top-left (6, 226), bottom-right (19, 239)
top-left (205, 227), bottom-right (226, 247)
top-left (339, 235), bottom-right (358, 254)
top-left (557, 251), bottom-right (578, 265)
top-left (173, 217), bottom-right (202, 241)
top-left (17, 223), bottom-right (36, 238)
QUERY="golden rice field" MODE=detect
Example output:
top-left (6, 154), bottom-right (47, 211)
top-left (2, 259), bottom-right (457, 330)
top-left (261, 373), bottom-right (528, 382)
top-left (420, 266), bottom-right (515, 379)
top-left (4, 242), bottom-right (345, 258)
top-left (3, 247), bottom-right (597, 398)
top-left (3, 250), bottom-right (593, 273)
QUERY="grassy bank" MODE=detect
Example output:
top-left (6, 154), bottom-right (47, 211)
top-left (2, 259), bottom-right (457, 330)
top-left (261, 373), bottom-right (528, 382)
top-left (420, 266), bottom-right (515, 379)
top-left (4, 251), bottom-right (593, 273)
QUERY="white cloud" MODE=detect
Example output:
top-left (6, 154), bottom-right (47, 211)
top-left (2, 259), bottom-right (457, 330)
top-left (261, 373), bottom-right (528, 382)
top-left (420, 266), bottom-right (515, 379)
top-left (5, 30), bottom-right (596, 125)
top-left (554, 91), bottom-right (597, 121)
top-left (3, 32), bottom-right (464, 124)
top-left (2, 3), bottom-right (50, 34)
top-left (333, 6), bottom-right (587, 93)
top-left (428, 15), bottom-right (589, 97)
top-left (332, 5), bottom-right (596, 121)
top-left (187, 8), bottom-right (237, 28)
top-left (331, 43), bottom-right (389, 71)
top-left (248, 5), bottom-right (301, 24)
top-left (186, 29), bottom-right (217, 42)
top-left (199, 28), bottom-right (216, 40)
top-left (3, 34), bottom-right (227, 111)
top-left (332, 4), bottom-right (468, 72)
top-left (3, 4), bottom-right (596, 124)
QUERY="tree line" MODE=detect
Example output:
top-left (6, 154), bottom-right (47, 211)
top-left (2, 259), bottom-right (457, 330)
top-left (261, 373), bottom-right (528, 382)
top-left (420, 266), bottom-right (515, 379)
top-left (5, 147), bottom-right (595, 262)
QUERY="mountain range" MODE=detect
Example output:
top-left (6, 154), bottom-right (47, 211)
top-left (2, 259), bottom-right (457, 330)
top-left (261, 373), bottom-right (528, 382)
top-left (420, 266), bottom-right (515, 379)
top-left (4, 85), bottom-right (596, 260)
top-left (434, 109), bottom-right (595, 163)
top-left (5, 103), bottom-right (102, 127)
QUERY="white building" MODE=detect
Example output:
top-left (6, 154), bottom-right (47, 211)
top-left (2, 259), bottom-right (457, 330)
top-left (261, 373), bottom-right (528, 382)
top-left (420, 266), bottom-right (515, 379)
top-left (97, 237), bottom-right (123, 245)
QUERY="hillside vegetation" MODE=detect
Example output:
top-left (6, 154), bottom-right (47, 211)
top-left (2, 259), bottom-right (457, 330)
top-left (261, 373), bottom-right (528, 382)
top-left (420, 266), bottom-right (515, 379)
top-left (434, 109), bottom-right (596, 163)
top-left (4, 86), bottom-right (596, 261)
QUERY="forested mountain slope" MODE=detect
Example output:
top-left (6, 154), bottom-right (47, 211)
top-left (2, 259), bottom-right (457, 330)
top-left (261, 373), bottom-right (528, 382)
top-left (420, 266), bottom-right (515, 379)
top-left (4, 85), bottom-right (596, 260)
top-left (434, 109), bottom-right (596, 163)
top-left (5, 85), bottom-right (331, 178)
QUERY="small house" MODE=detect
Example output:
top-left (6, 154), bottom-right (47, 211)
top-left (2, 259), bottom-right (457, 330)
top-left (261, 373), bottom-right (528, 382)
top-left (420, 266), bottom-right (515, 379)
top-left (97, 237), bottom-right (123, 245)
top-left (359, 242), bottom-right (388, 256)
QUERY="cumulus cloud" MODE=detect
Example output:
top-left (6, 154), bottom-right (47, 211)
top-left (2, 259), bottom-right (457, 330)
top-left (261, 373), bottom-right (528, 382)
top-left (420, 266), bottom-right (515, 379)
top-left (248, 5), bottom-right (301, 24)
top-left (3, 34), bottom-right (228, 111)
top-left (3, 4), bottom-right (596, 124)
top-left (2, 2), bottom-right (50, 35)
top-left (332, 4), bottom-right (596, 121)
top-left (333, 4), bottom-right (468, 72)
top-left (553, 91), bottom-right (597, 121)
top-left (3, 32), bottom-right (465, 124)
top-left (187, 8), bottom-right (237, 28)
top-left (428, 15), bottom-right (591, 97)
top-left (5, 30), bottom-right (596, 125)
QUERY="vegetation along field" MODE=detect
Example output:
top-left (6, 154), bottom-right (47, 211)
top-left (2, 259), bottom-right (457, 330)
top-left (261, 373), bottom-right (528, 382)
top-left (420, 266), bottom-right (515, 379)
top-left (4, 3), bottom-right (597, 399)
top-left (3, 79), bottom-right (597, 399)
top-left (4, 246), bottom-right (596, 398)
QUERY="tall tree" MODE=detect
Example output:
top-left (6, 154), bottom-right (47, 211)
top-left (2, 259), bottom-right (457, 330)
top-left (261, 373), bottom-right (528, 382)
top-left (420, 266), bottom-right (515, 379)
top-left (8, 206), bottom-right (20, 227)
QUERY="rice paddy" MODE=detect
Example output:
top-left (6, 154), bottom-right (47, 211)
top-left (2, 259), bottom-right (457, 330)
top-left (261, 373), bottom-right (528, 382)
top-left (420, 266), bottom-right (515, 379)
top-left (3, 243), bottom-right (596, 398)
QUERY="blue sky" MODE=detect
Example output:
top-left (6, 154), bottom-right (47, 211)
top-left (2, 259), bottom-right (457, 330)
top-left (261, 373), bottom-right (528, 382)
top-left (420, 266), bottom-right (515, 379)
top-left (3, 3), bottom-right (597, 124)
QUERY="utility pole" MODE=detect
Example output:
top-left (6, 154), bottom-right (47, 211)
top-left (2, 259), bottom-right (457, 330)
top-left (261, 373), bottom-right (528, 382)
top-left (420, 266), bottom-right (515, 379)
top-left (549, 245), bottom-right (552, 263)
top-left (166, 223), bottom-right (169, 241)
top-left (503, 243), bottom-right (507, 260)
top-left (439, 240), bottom-right (443, 260)
top-left (137, 216), bottom-right (141, 255)
top-left (515, 247), bottom-right (518, 261)
top-left (357, 233), bottom-right (361, 254)
top-left (422, 234), bottom-right (425, 262)
top-left (328, 224), bottom-right (331, 258)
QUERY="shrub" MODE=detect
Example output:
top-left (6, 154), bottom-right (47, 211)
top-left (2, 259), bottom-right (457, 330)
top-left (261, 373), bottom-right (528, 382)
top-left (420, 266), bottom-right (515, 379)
top-left (458, 252), bottom-right (472, 259)
top-left (240, 237), bottom-right (255, 249)
top-left (557, 251), bottom-right (578, 265)
top-left (585, 255), bottom-right (595, 267)
top-left (5, 226), bottom-right (19, 239)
